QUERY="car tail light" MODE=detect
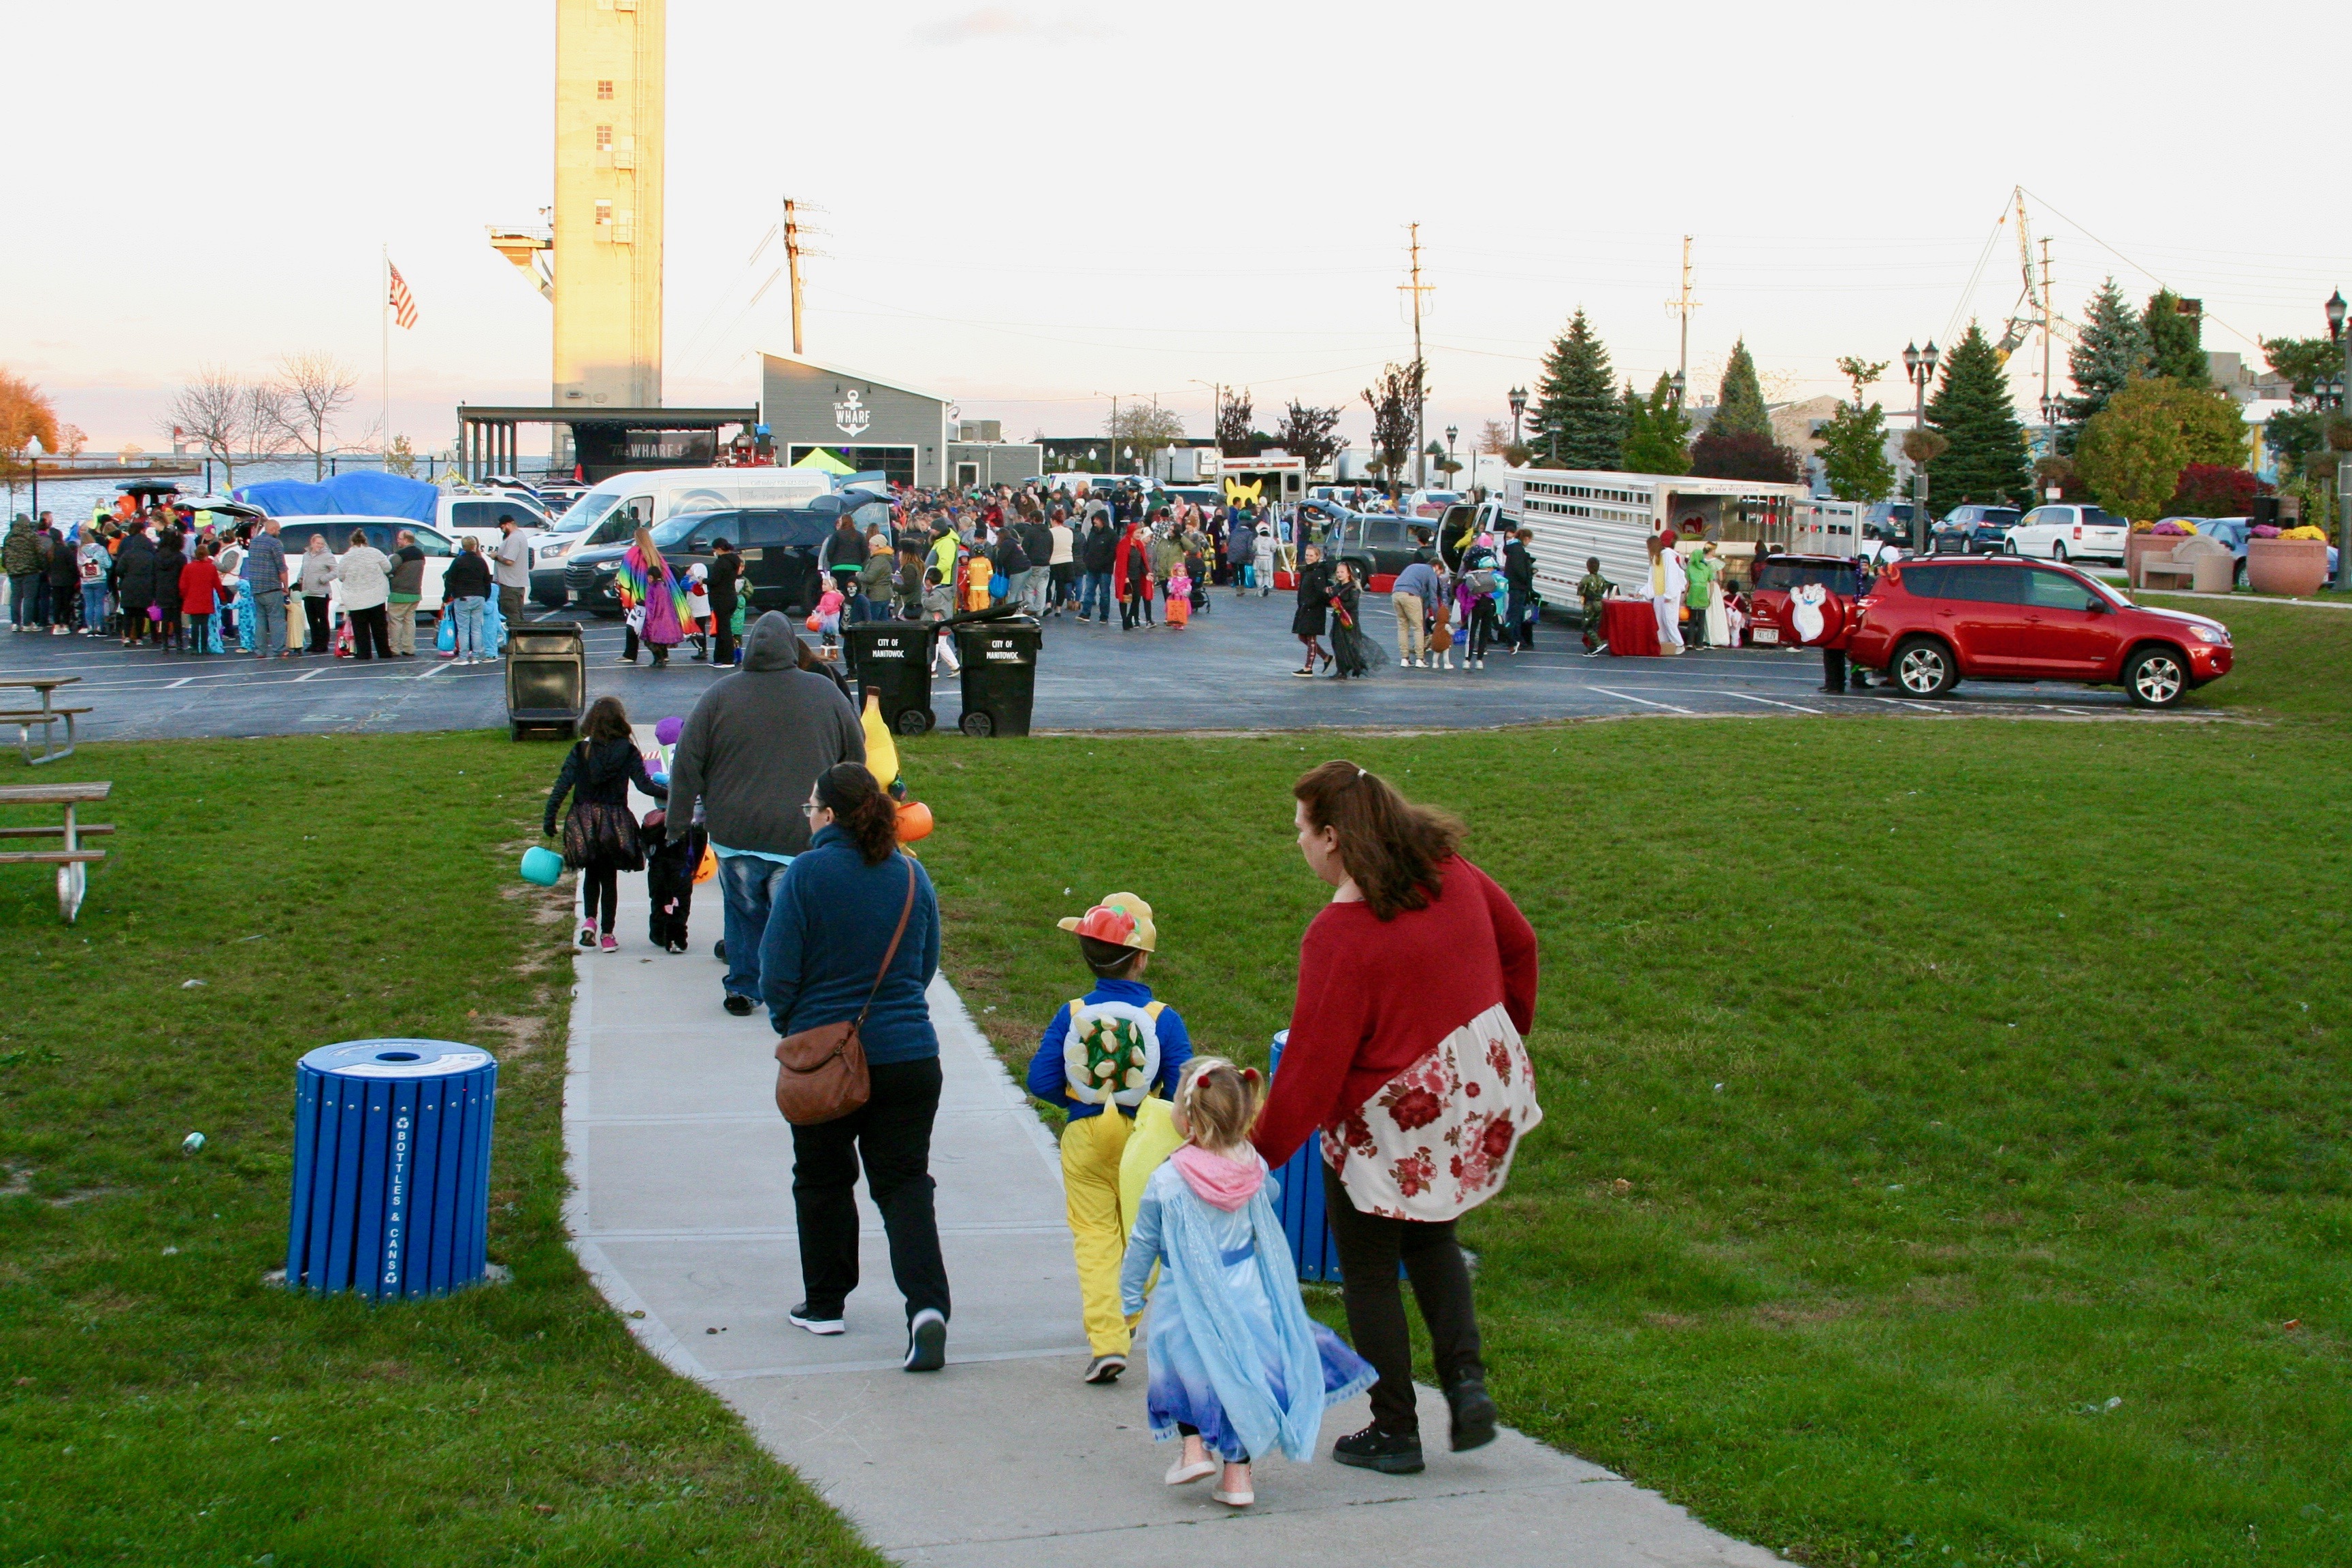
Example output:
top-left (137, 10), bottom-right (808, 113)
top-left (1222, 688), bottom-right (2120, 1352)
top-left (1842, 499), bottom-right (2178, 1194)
top-left (2073, 526), bottom-right (2082, 540)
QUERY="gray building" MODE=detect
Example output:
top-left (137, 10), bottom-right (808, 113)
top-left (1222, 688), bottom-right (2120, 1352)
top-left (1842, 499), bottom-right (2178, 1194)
top-left (947, 436), bottom-right (1044, 489)
top-left (761, 353), bottom-right (950, 487)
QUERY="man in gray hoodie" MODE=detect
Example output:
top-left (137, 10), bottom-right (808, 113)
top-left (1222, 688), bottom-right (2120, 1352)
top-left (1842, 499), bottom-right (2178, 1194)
top-left (667, 611), bottom-right (866, 1015)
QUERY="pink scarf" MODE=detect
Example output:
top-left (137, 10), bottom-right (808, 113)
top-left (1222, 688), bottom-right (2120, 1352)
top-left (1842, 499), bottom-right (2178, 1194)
top-left (1171, 1144), bottom-right (1264, 1211)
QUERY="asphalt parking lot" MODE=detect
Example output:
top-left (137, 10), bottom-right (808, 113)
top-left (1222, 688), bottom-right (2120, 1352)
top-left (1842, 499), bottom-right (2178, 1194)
top-left (0, 589), bottom-right (2195, 746)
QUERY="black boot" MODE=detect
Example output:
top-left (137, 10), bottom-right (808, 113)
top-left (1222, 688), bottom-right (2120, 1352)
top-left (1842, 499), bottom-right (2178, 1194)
top-left (1446, 1379), bottom-right (1497, 1452)
top-left (1332, 1422), bottom-right (1424, 1474)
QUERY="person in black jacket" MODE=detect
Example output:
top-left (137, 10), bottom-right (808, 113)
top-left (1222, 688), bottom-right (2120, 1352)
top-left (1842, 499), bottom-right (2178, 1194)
top-left (1291, 544), bottom-right (1333, 676)
top-left (442, 537), bottom-right (495, 662)
top-left (706, 539), bottom-right (742, 666)
top-left (544, 695), bottom-right (668, 953)
top-left (151, 529), bottom-right (188, 650)
top-left (1501, 529), bottom-right (1538, 653)
top-left (114, 525), bottom-right (159, 647)
top-left (43, 518), bottom-right (78, 634)
top-left (1077, 517), bottom-right (1115, 623)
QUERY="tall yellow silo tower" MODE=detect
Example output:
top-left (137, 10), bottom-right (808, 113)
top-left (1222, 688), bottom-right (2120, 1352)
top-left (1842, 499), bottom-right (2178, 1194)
top-left (551, 0), bottom-right (663, 410)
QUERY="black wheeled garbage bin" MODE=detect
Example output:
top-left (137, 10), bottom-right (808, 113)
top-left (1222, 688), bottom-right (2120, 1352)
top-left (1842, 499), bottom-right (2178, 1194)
top-left (953, 617), bottom-right (1041, 737)
top-left (843, 619), bottom-right (936, 735)
top-left (505, 620), bottom-right (585, 740)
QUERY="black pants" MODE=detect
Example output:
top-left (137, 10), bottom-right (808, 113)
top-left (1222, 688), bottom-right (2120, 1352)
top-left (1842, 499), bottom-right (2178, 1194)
top-left (1822, 648), bottom-right (1867, 689)
top-left (791, 1056), bottom-right (949, 1324)
top-left (120, 600), bottom-right (152, 644)
top-left (349, 604), bottom-right (391, 660)
top-left (581, 860), bottom-right (619, 934)
top-left (710, 594), bottom-right (737, 665)
top-left (1324, 1162), bottom-right (1484, 1435)
top-left (304, 594), bottom-right (332, 653)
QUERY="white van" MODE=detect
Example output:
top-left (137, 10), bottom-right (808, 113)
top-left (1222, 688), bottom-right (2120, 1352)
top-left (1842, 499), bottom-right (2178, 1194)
top-left (436, 492), bottom-right (549, 552)
top-left (528, 467), bottom-right (834, 607)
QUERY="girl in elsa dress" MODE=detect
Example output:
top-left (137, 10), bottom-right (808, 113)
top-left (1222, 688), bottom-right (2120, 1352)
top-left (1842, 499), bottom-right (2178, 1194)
top-left (1120, 1058), bottom-right (1375, 1508)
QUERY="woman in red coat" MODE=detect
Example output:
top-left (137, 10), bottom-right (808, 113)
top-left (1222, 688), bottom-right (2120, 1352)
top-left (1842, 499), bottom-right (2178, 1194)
top-left (1111, 521), bottom-right (1152, 632)
top-left (1251, 760), bottom-right (1540, 1477)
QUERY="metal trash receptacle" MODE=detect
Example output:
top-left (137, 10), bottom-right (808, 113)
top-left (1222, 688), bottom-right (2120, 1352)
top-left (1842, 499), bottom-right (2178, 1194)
top-left (287, 1039), bottom-right (499, 1301)
top-left (843, 619), bottom-right (936, 735)
top-left (953, 616), bottom-right (1042, 738)
top-left (506, 619), bottom-right (585, 740)
top-left (1269, 1030), bottom-right (1344, 1282)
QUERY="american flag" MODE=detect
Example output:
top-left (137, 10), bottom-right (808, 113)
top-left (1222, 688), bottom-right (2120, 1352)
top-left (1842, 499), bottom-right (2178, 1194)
top-left (387, 261), bottom-right (419, 330)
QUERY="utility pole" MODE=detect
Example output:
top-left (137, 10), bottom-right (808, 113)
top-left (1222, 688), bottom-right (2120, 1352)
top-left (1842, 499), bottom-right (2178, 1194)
top-left (2040, 236), bottom-right (2055, 436)
top-left (1399, 223), bottom-right (1433, 489)
top-left (783, 197), bottom-right (806, 355)
top-left (1667, 235), bottom-right (1701, 388)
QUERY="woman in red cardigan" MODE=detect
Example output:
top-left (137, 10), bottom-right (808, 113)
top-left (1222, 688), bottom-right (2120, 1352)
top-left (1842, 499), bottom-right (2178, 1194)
top-left (1251, 760), bottom-right (1540, 1477)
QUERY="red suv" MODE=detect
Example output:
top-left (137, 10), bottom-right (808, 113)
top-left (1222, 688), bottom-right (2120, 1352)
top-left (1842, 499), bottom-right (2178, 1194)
top-left (1746, 554), bottom-right (1861, 647)
top-left (1850, 557), bottom-right (2232, 707)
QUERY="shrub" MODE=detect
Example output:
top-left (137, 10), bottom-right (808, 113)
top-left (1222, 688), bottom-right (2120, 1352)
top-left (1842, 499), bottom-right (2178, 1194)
top-left (2167, 463), bottom-right (2261, 519)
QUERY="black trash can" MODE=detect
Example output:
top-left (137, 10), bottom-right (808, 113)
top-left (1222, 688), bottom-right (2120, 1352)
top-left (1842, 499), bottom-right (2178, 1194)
top-left (953, 617), bottom-right (1042, 737)
top-left (506, 620), bottom-right (585, 740)
top-left (843, 619), bottom-right (936, 735)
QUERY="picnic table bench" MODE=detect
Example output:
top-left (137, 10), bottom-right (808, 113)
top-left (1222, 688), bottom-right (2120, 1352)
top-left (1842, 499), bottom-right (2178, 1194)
top-left (0, 779), bottom-right (111, 922)
top-left (0, 676), bottom-right (88, 765)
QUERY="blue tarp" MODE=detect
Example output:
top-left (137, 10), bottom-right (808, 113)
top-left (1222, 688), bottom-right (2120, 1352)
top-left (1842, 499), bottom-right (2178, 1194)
top-left (233, 472), bottom-right (441, 523)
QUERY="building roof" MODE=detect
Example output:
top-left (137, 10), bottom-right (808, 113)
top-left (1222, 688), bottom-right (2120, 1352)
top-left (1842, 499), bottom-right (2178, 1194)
top-left (760, 352), bottom-right (951, 407)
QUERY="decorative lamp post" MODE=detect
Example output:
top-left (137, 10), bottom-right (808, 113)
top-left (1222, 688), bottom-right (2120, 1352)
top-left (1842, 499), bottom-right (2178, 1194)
top-left (1507, 386), bottom-right (1527, 451)
top-left (1123, 445), bottom-right (1134, 476)
top-left (23, 437), bottom-right (40, 522)
top-left (1670, 370), bottom-right (1687, 408)
top-left (1443, 425), bottom-right (1458, 491)
top-left (2330, 291), bottom-right (2352, 586)
top-left (1904, 340), bottom-right (1939, 551)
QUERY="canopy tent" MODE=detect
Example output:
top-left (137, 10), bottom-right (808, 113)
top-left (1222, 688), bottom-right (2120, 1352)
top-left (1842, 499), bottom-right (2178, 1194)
top-left (232, 472), bottom-right (440, 523)
top-left (791, 446), bottom-right (855, 476)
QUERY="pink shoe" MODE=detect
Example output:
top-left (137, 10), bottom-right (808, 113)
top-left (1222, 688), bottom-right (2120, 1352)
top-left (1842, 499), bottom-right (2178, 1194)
top-left (599, 934), bottom-right (619, 953)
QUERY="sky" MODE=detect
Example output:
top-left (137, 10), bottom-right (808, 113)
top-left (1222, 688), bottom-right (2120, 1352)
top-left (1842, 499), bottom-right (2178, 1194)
top-left (7, 0), bottom-right (2348, 459)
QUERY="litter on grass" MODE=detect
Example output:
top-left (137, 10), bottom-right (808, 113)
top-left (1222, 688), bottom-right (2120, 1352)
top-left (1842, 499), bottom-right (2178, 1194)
top-left (181, 1132), bottom-right (206, 1154)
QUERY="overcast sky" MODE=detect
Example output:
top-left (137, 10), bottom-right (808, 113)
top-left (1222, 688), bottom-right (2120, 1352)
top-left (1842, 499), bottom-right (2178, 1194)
top-left (10, 0), bottom-right (2346, 456)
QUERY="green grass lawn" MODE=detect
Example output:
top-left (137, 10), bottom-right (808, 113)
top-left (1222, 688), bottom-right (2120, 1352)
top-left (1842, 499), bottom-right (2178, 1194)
top-left (0, 736), bottom-right (882, 1567)
top-left (2145, 592), bottom-right (2351, 721)
top-left (903, 708), bottom-right (2352, 1567)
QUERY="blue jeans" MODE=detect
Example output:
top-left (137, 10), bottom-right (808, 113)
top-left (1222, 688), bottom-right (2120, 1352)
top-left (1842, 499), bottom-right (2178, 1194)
top-left (1080, 571), bottom-right (1110, 621)
top-left (81, 582), bottom-right (107, 631)
top-left (1504, 589), bottom-right (1532, 649)
top-left (251, 588), bottom-right (287, 656)
top-left (451, 597), bottom-right (487, 658)
top-left (720, 852), bottom-right (794, 1001)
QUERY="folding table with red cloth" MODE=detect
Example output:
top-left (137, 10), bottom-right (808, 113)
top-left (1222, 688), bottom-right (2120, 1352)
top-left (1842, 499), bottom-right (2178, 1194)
top-left (1601, 597), bottom-right (1661, 657)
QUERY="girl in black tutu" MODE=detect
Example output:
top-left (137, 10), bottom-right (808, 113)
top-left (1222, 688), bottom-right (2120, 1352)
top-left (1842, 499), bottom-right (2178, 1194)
top-left (544, 696), bottom-right (668, 953)
top-left (1290, 544), bottom-right (1333, 677)
top-left (1326, 561), bottom-right (1382, 681)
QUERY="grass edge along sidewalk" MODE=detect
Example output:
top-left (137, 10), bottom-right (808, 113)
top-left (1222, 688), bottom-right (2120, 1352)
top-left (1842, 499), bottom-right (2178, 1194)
top-left (902, 708), bottom-right (2351, 1568)
top-left (0, 732), bottom-right (887, 1567)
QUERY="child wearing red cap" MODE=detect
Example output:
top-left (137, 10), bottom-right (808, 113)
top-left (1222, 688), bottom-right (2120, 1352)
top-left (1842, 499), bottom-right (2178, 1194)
top-left (1026, 892), bottom-right (1194, 1385)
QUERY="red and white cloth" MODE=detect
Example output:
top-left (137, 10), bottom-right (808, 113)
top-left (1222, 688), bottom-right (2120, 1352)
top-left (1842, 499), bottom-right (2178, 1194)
top-left (1320, 1002), bottom-right (1541, 1222)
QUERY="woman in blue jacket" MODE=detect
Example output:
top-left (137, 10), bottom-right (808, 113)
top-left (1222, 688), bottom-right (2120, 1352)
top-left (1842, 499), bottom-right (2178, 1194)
top-left (762, 761), bottom-right (949, 1372)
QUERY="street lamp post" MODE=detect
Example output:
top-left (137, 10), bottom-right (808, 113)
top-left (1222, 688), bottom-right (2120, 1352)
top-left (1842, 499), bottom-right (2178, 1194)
top-left (1903, 340), bottom-right (1940, 552)
top-left (1507, 386), bottom-right (1527, 451)
top-left (1444, 425), bottom-right (1458, 493)
top-left (2330, 290), bottom-right (2351, 587)
top-left (1670, 371), bottom-right (1687, 408)
top-left (24, 438), bottom-right (40, 523)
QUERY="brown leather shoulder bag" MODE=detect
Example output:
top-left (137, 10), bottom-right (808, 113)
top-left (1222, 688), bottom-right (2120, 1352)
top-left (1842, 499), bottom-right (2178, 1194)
top-left (773, 857), bottom-right (917, 1127)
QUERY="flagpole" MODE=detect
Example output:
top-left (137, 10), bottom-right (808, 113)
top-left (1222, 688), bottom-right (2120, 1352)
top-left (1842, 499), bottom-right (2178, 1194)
top-left (380, 244), bottom-right (389, 471)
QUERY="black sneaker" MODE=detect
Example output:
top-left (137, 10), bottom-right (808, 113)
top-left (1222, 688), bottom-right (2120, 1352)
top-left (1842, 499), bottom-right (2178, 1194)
top-left (1446, 1379), bottom-right (1497, 1452)
top-left (722, 993), bottom-right (756, 1017)
top-left (1082, 1353), bottom-right (1127, 1384)
top-left (787, 1303), bottom-right (845, 1335)
top-left (1332, 1422), bottom-right (1424, 1474)
top-left (904, 1307), bottom-right (947, 1372)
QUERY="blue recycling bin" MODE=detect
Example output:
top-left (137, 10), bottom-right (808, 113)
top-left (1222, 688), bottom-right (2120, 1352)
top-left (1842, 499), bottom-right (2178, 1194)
top-left (286, 1039), bottom-right (498, 1301)
top-left (1269, 1030), bottom-right (1345, 1283)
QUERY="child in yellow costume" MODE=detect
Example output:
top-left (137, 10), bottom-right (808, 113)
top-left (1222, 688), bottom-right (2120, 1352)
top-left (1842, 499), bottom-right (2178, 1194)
top-left (1026, 892), bottom-right (1193, 1385)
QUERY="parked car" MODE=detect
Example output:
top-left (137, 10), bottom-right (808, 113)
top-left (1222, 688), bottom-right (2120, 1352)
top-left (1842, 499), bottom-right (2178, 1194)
top-left (1850, 557), bottom-right (2230, 708)
top-left (271, 517), bottom-right (455, 615)
top-left (1746, 553), bottom-right (1865, 647)
top-left (1863, 501), bottom-right (1918, 548)
top-left (562, 507), bottom-right (834, 616)
top-left (2007, 504), bottom-right (2127, 565)
top-left (527, 467), bottom-right (832, 607)
top-left (1929, 504), bottom-right (2021, 555)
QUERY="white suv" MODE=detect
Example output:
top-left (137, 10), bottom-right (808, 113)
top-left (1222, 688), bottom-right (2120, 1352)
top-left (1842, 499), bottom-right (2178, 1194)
top-left (2008, 504), bottom-right (2127, 565)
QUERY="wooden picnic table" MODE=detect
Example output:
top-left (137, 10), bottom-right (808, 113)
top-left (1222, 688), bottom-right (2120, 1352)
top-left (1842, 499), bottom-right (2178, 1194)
top-left (0, 675), bottom-right (86, 765)
top-left (0, 779), bottom-right (111, 921)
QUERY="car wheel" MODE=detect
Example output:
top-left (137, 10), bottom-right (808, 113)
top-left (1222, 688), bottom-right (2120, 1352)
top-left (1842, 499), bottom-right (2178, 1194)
top-left (2124, 646), bottom-right (2187, 708)
top-left (1892, 636), bottom-right (1959, 698)
top-left (2053, 542), bottom-right (2069, 564)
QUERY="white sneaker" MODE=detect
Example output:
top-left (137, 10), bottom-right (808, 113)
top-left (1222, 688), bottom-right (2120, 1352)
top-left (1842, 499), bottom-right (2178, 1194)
top-left (1399, 657), bottom-right (1411, 668)
top-left (904, 1307), bottom-right (947, 1371)
top-left (1474, 658), bottom-right (1486, 670)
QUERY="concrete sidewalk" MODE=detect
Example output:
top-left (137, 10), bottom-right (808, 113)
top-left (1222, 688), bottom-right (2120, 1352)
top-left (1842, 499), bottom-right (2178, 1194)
top-left (564, 849), bottom-right (1780, 1567)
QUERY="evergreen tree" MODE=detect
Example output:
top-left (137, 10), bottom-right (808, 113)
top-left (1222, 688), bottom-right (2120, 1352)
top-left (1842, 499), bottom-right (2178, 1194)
top-left (1530, 309), bottom-right (1624, 469)
top-left (2144, 289), bottom-right (2208, 386)
top-left (1619, 373), bottom-right (1691, 474)
top-left (1814, 355), bottom-right (1896, 502)
top-left (2059, 278), bottom-right (2149, 452)
top-left (1711, 338), bottom-right (1771, 440)
top-left (1925, 324), bottom-right (2034, 511)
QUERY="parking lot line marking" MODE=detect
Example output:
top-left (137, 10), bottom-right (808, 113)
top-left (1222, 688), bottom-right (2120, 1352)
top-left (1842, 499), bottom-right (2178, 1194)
top-left (1723, 691), bottom-right (1823, 714)
top-left (1588, 685), bottom-right (1695, 714)
top-left (295, 667), bottom-right (327, 681)
top-left (164, 676), bottom-right (195, 689)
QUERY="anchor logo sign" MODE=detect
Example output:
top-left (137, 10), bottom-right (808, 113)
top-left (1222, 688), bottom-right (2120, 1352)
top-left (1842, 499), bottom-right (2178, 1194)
top-left (834, 389), bottom-right (872, 438)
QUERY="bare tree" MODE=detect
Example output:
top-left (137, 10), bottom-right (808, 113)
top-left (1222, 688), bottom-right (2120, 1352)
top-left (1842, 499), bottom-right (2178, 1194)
top-left (164, 366), bottom-right (256, 489)
top-left (270, 351), bottom-right (359, 480)
top-left (1215, 388), bottom-right (1256, 457)
top-left (1105, 402), bottom-right (1186, 474)
top-left (1477, 419), bottom-right (1512, 455)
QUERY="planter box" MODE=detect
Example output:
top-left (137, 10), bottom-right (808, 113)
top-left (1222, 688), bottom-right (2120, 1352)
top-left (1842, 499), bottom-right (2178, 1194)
top-left (2246, 536), bottom-right (2330, 597)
